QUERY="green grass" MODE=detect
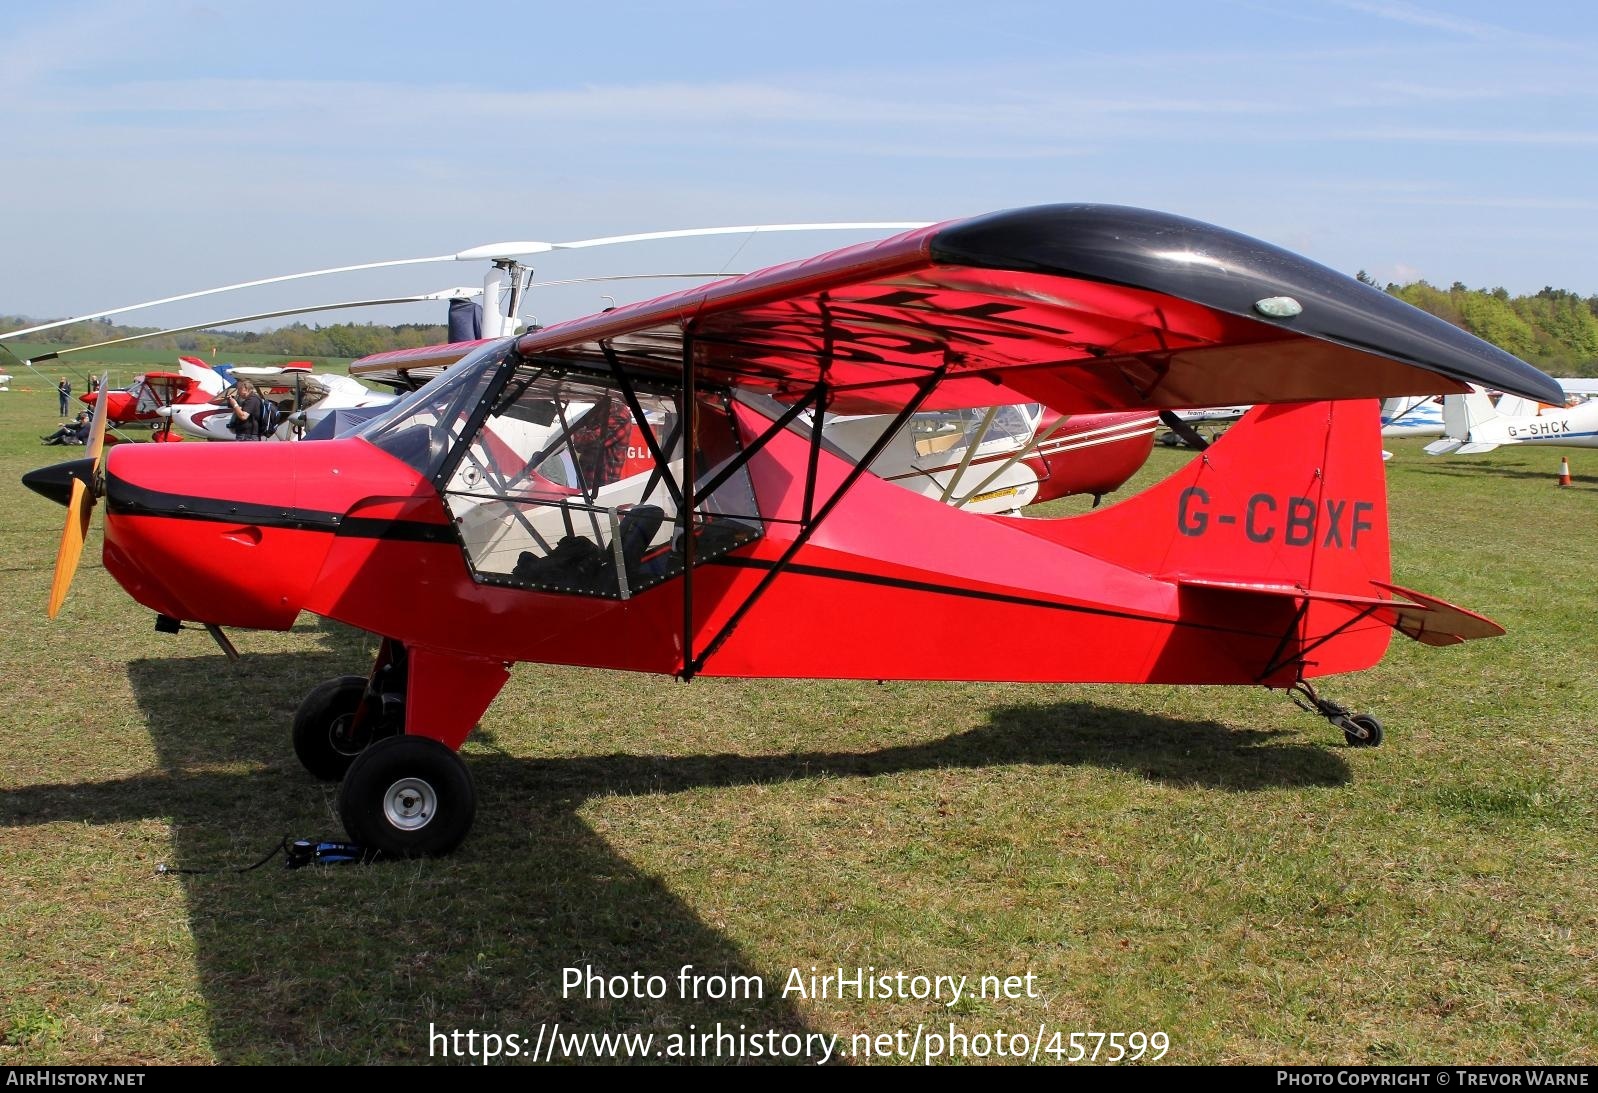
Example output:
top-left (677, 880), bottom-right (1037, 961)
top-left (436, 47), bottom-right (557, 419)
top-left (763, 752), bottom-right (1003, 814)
top-left (0, 383), bottom-right (1595, 1065)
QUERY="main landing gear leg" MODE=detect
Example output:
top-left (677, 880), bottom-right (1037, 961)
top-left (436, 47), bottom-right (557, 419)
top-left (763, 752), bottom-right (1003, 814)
top-left (1288, 679), bottom-right (1384, 747)
top-left (290, 638), bottom-right (407, 780)
top-left (336, 646), bottom-right (510, 857)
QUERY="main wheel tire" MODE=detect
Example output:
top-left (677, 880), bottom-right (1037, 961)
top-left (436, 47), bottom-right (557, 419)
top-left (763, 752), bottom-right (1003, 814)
top-left (338, 735), bottom-right (476, 858)
top-left (291, 675), bottom-right (374, 781)
top-left (1343, 713), bottom-right (1384, 748)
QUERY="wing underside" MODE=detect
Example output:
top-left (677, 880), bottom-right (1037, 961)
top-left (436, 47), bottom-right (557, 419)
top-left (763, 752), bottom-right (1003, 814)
top-left (351, 339), bottom-right (496, 390)
top-left (511, 205), bottom-right (1561, 416)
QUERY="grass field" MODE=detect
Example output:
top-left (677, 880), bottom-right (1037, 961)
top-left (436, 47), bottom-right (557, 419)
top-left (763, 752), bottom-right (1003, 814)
top-left (0, 371), bottom-right (1594, 1065)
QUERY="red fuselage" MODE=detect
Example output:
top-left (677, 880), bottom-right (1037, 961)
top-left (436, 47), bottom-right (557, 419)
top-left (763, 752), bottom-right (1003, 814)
top-left (100, 400), bottom-right (1387, 709)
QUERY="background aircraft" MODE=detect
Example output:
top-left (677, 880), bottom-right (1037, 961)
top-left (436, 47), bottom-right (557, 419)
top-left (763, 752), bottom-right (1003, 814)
top-left (828, 406), bottom-right (1157, 512)
top-left (157, 365), bottom-right (396, 442)
top-left (1380, 394), bottom-right (1445, 438)
top-left (1425, 387), bottom-right (1598, 455)
top-left (78, 357), bottom-right (226, 440)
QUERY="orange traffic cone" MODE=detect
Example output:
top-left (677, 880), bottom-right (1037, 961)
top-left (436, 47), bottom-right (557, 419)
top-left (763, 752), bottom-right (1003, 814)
top-left (1558, 456), bottom-right (1572, 487)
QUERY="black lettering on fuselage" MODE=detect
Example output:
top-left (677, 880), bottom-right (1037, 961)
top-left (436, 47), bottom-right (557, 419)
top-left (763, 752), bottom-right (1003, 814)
top-left (1177, 487), bottom-right (1209, 536)
top-left (1284, 496), bottom-right (1315, 546)
top-left (1176, 491), bottom-right (1377, 551)
top-left (1322, 499), bottom-right (1347, 547)
top-left (1245, 493), bottom-right (1275, 543)
top-left (1351, 501), bottom-right (1374, 547)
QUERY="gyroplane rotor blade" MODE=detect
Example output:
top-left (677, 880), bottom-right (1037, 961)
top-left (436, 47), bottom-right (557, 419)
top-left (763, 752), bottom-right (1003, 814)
top-left (22, 289), bottom-right (484, 363)
top-left (21, 274), bottom-right (748, 362)
top-left (45, 372), bottom-right (109, 618)
top-left (0, 223), bottom-right (929, 342)
top-left (452, 222), bottom-right (932, 260)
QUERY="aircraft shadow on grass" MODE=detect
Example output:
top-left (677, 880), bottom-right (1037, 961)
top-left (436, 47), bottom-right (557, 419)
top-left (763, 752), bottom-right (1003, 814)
top-left (0, 646), bottom-right (1349, 1063)
top-left (1408, 463), bottom-right (1596, 487)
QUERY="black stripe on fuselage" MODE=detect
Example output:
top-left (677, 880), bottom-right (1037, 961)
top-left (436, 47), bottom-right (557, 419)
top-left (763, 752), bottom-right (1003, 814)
top-left (105, 474), bottom-right (451, 542)
top-left (709, 555), bottom-right (1276, 639)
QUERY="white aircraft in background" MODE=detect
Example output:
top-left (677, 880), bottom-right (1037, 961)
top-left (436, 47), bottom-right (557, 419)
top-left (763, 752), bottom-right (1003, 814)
top-left (1554, 378), bottom-right (1598, 402)
top-left (1153, 405), bottom-right (1250, 447)
top-left (1425, 386), bottom-right (1598, 455)
top-left (156, 365), bottom-right (395, 441)
top-left (1380, 395), bottom-right (1445, 438)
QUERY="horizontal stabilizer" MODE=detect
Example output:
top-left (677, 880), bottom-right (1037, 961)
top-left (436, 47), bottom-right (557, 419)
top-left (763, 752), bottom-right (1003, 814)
top-left (1424, 438), bottom-right (1464, 456)
top-left (1177, 577), bottom-right (1503, 647)
top-left (1455, 442), bottom-right (1500, 455)
top-left (1369, 581), bottom-right (1505, 645)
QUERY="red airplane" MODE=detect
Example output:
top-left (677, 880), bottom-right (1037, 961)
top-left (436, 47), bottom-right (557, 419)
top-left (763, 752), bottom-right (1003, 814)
top-left (26, 204), bottom-right (1562, 859)
top-left (79, 356), bottom-right (225, 440)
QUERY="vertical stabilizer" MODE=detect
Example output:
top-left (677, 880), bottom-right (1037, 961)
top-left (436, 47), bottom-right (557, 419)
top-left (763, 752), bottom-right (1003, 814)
top-left (1047, 399), bottom-right (1395, 682)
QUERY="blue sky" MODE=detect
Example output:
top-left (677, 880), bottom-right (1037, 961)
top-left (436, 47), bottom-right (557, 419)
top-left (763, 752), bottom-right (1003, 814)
top-left (2, 0), bottom-right (1594, 334)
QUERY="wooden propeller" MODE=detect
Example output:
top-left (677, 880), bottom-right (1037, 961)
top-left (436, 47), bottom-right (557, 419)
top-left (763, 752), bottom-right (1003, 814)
top-left (46, 372), bottom-right (109, 618)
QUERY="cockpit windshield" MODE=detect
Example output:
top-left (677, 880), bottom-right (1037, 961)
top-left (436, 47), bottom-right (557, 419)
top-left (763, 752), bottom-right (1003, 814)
top-left (356, 340), bottom-right (513, 478)
top-left (434, 358), bottom-right (762, 600)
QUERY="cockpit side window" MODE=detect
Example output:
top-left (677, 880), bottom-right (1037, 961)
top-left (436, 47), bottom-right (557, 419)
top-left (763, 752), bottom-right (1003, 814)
top-left (441, 363), bottom-right (762, 599)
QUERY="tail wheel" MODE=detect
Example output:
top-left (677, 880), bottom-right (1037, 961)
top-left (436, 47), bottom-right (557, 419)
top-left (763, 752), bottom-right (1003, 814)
top-left (291, 675), bottom-right (378, 780)
top-left (338, 735), bottom-right (476, 857)
top-left (1342, 713), bottom-right (1384, 748)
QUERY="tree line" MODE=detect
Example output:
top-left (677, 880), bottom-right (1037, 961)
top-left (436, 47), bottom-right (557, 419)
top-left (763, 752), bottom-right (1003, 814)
top-left (0, 316), bottom-right (450, 360)
top-left (1358, 274), bottom-right (1598, 376)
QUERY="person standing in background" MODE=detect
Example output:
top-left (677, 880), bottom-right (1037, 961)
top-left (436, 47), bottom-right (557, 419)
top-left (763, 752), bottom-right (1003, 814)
top-left (226, 378), bottom-right (264, 440)
top-left (57, 376), bottom-right (71, 415)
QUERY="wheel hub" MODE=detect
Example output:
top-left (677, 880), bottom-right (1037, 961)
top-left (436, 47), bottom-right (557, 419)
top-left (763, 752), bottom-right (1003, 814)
top-left (328, 712), bottom-right (364, 756)
top-left (383, 776), bottom-right (437, 831)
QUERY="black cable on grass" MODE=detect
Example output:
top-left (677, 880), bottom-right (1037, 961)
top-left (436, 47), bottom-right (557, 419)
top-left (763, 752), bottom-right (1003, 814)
top-left (156, 836), bottom-right (379, 875)
top-left (156, 836), bottom-right (291, 876)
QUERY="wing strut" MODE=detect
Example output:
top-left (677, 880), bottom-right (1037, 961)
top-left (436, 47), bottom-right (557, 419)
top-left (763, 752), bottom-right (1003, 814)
top-left (682, 329), bottom-right (699, 675)
top-left (1257, 603), bottom-right (1379, 682)
top-left (697, 386), bottom-right (826, 504)
top-left (602, 342), bottom-right (685, 510)
top-left (681, 362), bottom-right (948, 679)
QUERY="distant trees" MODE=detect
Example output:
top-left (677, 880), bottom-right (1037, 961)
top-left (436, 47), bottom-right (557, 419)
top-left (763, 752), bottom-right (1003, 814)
top-left (1386, 282), bottom-right (1598, 376)
top-left (0, 316), bottom-right (450, 360)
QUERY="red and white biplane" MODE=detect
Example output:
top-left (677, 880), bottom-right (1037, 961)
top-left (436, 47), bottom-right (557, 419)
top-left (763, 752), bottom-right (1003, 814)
top-left (26, 204), bottom-right (1562, 857)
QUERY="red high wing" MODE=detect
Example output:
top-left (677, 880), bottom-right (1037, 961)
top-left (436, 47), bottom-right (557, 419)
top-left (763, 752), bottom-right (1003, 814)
top-left (349, 339), bottom-right (496, 389)
top-left (516, 205), bottom-right (1562, 414)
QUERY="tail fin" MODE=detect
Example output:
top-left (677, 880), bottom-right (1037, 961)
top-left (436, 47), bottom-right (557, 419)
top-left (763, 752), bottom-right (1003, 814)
top-left (1494, 393), bottom-right (1539, 418)
top-left (1074, 400), bottom-right (1390, 596)
top-left (1426, 387), bottom-right (1502, 454)
top-left (1057, 400), bottom-right (1496, 683)
top-left (1442, 386), bottom-right (1499, 439)
top-left (178, 356), bottom-right (226, 397)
